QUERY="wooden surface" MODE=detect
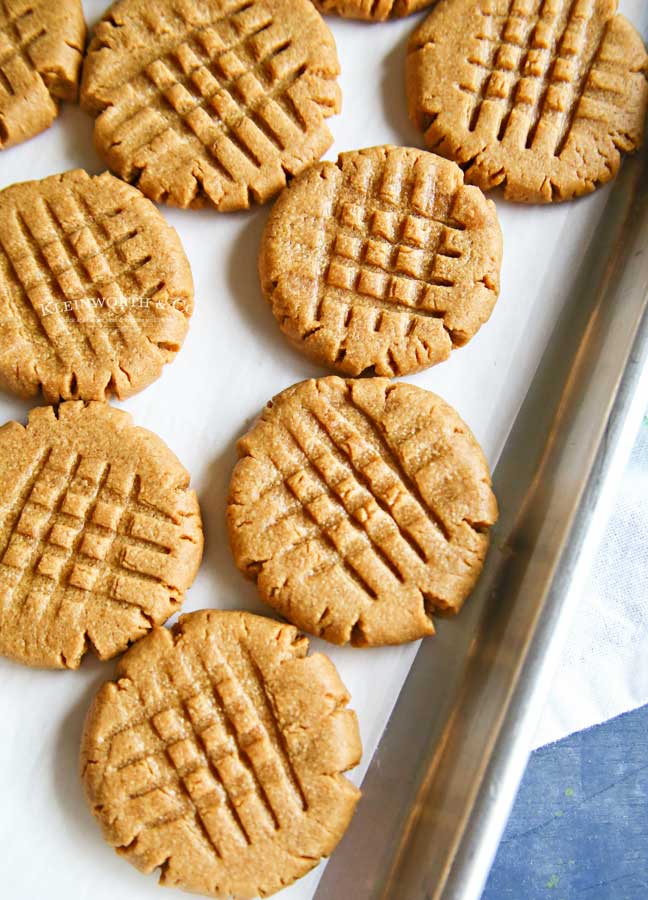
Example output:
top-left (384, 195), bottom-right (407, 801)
top-left (482, 704), bottom-right (648, 899)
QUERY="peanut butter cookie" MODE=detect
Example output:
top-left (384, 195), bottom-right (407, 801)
top-left (0, 402), bottom-right (203, 668)
top-left (260, 146), bottom-right (502, 377)
top-left (0, 0), bottom-right (86, 149)
top-left (407, 0), bottom-right (648, 202)
top-left (81, 609), bottom-right (361, 898)
top-left (228, 377), bottom-right (498, 646)
top-left (81, 0), bottom-right (341, 210)
top-left (0, 169), bottom-right (194, 402)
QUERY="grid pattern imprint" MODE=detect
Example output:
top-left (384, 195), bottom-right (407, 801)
top-left (0, 446), bottom-right (179, 629)
top-left (301, 153), bottom-right (470, 364)
top-left (100, 639), bottom-right (306, 858)
top-left (0, 183), bottom-right (173, 393)
top-left (459, 0), bottom-right (613, 155)
top-left (324, 157), bottom-right (464, 304)
top-left (248, 386), bottom-right (461, 612)
top-left (0, 181), bottom-right (166, 372)
top-left (0, 3), bottom-right (47, 100)
top-left (101, 0), bottom-right (333, 189)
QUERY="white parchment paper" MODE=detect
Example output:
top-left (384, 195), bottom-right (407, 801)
top-left (1, 3), bottom-right (646, 899)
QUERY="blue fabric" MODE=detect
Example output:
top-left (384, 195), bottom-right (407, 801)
top-left (482, 704), bottom-right (648, 899)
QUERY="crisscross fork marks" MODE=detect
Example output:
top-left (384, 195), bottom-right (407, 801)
top-left (460, 0), bottom-right (520, 132)
top-left (9, 179), bottom-right (173, 395)
top-left (39, 459), bottom-right (112, 629)
top-left (326, 152), bottom-right (465, 294)
top-left (266, 424), bottom-right (387, 602)
top-left (40, 193), bottom-right (159, 361)
top-left (0, 226), bottom-right (77, 374)
top-left (462, 0), bottom-right (604, 155)
top-left (258, 386), bottom-right (458, 605)
top-left (107, 641), bottom-right (306, 860)
top-left (0, 450), bottom-right (83, 620)
top-left (240, 647), bottom-right (308, 810)
top-left (314, 152), bottom-right (468, 357)
top-left (1, 186), bottom-right (162, 378)
top-left (190, 643), bottom-right (306, 823)
top-left (299, 391), bottom-right (452, 551)
top-left (145, 18), bottom-right (305, 164)
top-left (291, 408), bottom-right (431, 574)
top-left (38, 196), bottom-right (146, 295)
top-left (0, 453), bottom-right (180, 632)
top-left (69, 189), bottom-right (169, 360)
top-left (0, 445), bottom-right (53, 562)
top-left (117, 1), bottom-right (313, 186)
top-left (43, 470), bottom-right (177, 645)
top-left (0, 243), bottom-right (53, 362)
top-left (11, 206), bottom-right (98, 364)
top-left (230, 380), bottom-right (498, 644)
top-left (0, 2), bottom-right (47, 97)
top-left (240, 376), bottom-right (486, 627)
top-left (125, 660), bottom-right (249, 857)
top-left (333, 387), bottom-right (454, 542)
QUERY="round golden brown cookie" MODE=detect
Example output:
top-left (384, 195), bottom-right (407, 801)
top-left (260, 146), bottom-right (502, 377)
top-left (81, 609), bottom-right (362, 899)
top-left (80, 0), bottom-right (341, 211)
top-left (0, 402), bottom-right (203, 668)
top-left (0, 169), bottom-right (194, 402)
top-left (0, 0), bottom-right (86, 149)
top-left (407, 0), bottom-right (648, 202)
top-left (312, 0), bottom-right (433, 22)
top-left (227, 377), bottom-right (498, 647)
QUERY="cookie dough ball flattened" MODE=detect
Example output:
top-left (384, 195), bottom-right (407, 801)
top-left (0, 402), bottom-right (203, 668)
top-left (81, 610), bottom-right (362, 899)
top-left (407, 0), bottom-right (648, 202)
top-left (0, 169), bottom-right (194, 402)
top-left (228, 377), bottom-right (498, 647)
top-left (80, 0), bottom-right (341, 211)
top-left (0, 0), bottom-right (86, 149)
top-left (260, 147), bottom-right (502, 378)
top-left (312, 0), bottom-right (433, 22)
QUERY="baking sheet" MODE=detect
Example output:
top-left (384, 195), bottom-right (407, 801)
top-left (1, 3), bottom-right (646, 899)
top-left (316, 145), bottom-right (648, 900)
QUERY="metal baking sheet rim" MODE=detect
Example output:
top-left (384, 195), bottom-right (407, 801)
top-left (315, 149), bottom-right (648, 900)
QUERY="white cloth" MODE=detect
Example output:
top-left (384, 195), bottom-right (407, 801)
top-left (533, 412), bottom-right (648, 748)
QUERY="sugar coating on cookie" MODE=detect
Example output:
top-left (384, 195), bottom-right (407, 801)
top-left (0, 402), bottom-right (203, 668)
top-left (312, 0), bottom-right (433, 22)
top-left (228, 377), bottom-right (498, 647)
top-left (81, 0), bottom-right (341, 211)
top-left (81, 609), bottom-right (362, 899)
top-left (407, 0), bottom-right (648, 202)
top-left (260, 146), bottom-right (502, 378)
top-left (0, 169), bottom-right (194, 402)
top-left (0, 0), bottom-right (86, 149)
